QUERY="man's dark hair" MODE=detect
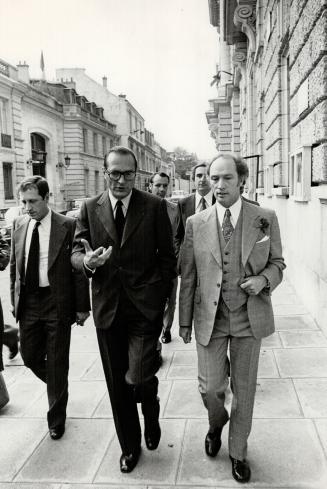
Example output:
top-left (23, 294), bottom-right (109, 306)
top-left (103, 145), bottom-right (138, 171)
top-left (191, 162), bottom-right (208, 181)
top-left (208, 153), bottom-right (249, 183)
top-left (149, 171), bottom-right (170, 184)
top-left (18, 176), bottom-right (49, 199)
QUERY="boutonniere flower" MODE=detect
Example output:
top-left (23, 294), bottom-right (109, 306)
top-left (255, 217), bottom-right (269, 231)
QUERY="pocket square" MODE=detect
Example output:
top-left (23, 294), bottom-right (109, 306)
top-left (256, 235), bottom-right (269, 244)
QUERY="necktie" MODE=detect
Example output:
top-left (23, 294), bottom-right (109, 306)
top-left (222, 209), bottom-right (234, 243)
top-left (199, 197), bottom-right (206, 211)
top-left (25, 221), bottom-right (41, 291)
top-left (115, 200), bottom-right (125, 244)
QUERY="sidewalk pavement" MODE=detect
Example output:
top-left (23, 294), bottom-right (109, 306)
top-left (1, 270), bottom-right (327, 489)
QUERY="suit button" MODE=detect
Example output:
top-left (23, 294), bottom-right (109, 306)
top-left (225, 252), bottom-right (229, 255)
top-left (217, 283), bottom-right (220, 288)
top-left (223, 271), bottom-right (228, 274)
top-left (214, 301), bottom-right (217, 306)
top-left (222, 279), bottom-right (227, 283)
top-left (223, 261), bottom-right (228, 265)
top-left (222, 289), bottom-right (227, 292)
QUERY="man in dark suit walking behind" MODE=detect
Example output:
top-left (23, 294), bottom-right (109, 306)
top-left (71, 147), bottom-right (176, 473)
top-left (10, 176), bottom-right (90, 439)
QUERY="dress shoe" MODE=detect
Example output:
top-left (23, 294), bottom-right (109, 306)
top-left (205, 427), bottom-right (222, 457)
top-left (230, 456), bottom-right (251, 483)
top-left (142, 397), bottom-right (161, 450)
top-left (161, 331), bottom-right (171, 343)
top-left (8, 342), bottom-right (19, 360)
top-left (49, 424), bottom-right (65, 440)
top-left (120, 447), bottom-right (141, 473)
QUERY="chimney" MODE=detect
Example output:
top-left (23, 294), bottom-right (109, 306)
top-left (17, 61), bottom-right (30, 84)
top-left (118, 94), bottom-right (126, 99)
top-left (102, 76), bottom-right (107, 89)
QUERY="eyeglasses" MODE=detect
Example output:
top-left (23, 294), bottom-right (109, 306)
top-left (104, 170), bottom-right (136, 181)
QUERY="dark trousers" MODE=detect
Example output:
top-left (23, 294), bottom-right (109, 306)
top-left (96, 290), bottom-right (162, 454)
top-left (19, 287), bottom-right (71, 429)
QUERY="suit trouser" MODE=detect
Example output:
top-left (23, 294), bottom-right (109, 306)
top-left (162, 277), bottom-right (178, 334)
top-left (196, 300), bottom-right (261, 460)
top-left (96, 290), bottom-right (162, 454)
top-left (19, 287), bottom-right (71, 429)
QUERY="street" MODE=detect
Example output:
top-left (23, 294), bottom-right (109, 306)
top-left (1, 268), bottom-right (327, 488)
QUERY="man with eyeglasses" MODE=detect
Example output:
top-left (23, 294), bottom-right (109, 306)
top-left (72, 146), bottom-right (176, 473)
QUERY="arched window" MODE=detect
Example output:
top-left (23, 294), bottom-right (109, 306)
top-left (30, 133), bottom-right (47, 177)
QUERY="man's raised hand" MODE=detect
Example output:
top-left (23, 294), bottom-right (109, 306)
top-left (82, 238), bottom-right (112, 270)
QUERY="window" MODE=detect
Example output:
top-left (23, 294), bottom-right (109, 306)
top-left (93, 133), bottom-right (98, 155)
top-left (83, 128), bottom-right (88, 153)
top-left (3, 162), bottom-right (13, 199)
top-left (290, 146), bottom-right (311, 201)
top-left (30, 133), bottom-right (46, 177)
top-left (95, 170), bottom-right (99, 194)
top-left (84, 168), bottom-right (90, 197)
top-left (0, 98), bottom-right (11, 148)
top-left (102, 136), bottom-right (107, 156)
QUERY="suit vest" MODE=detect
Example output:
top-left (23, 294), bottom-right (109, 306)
top-left (218, 210), bottom-right (248, 311)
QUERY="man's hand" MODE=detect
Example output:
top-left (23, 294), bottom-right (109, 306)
top-left (75, 311), bottom-right (90, 326)
top-left (240, 276), bottom-right (267, 295)
top-left (10, 304), bottom-right (15, 318)
top-left (179, 327), bottom-right (192, 344)
top-left (82, 239), bottom-right (112, 270)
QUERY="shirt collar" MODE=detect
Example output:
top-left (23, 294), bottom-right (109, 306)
top-left (216, 197), bottom-right (242, 227)
top-left (195, 190), bottom-right (213, 209)
top-left (31, 208), bottom-right (51, 227)
top-left (108, 189), bottom-right (132, 212)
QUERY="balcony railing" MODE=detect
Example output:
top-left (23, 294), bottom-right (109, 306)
top-left (1, 133), bottom-right (12, 148)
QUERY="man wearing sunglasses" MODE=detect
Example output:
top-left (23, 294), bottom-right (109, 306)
top-left (72, 146), bottom-right (176, 473)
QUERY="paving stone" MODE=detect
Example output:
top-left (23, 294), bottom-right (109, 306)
top-left (275, 315), bottom-right (318, 330)
top-left (178, 419), bottom-right (327, 487)
top-left (167, 365), bottom-right (197, 380)
top-left (164, 380), bottom-right (206, 418)
top-left (16, 419), bottom-right (115, 483)
top-left (254, 379), bottom-right (302, 418)
top-left (275, 348), bottom-right (327, 377)
top-left (2, 380), bottom-right (46, 417)
top-left (314, 419), bottom-right (327, 457)
top-left (2, 366), bottom-right (27, 386)
top-left (156, 349), bottom-right (174, 380)
top-left (92, 391), bottom-right (113, 418)
top-left (294, 379), bottom-right (327, 417)
top-left (0, 485), bottom-right (61, 489)
top-left (68, 353), bottom-right (98, 380)
top-left (94, 419), bottom-right (185, 485)
top-left (0, 419), bottom-right (47, 481)
top-left (171, 350), bottom-right (198, 365)
top-left (272, 293), bottom-right (301, 305)
top-left (62, 485), bottom-right (146, 489)
top-left (261, 332), bottom-right (281, 349)
top-left (69, 329), bottom-right (99, 353)
top-left (258, 349), bottom-right (279, 378)
top-left (82, 358), bottom-right (105, 381)
top-left (67, 381), bottom-right (107, 417)
top-left (279, 330), bottom-right (327, 348)
top-left (274, 304), bottom-right (308, 316)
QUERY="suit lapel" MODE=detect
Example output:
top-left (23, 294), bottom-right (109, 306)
top-left (14, 216), bottom-right (30, 278)
top-left (183, 194), bottom-right (195, 225)
top-left (48, 212), bottom-right (69, 270)
top-left (241, 202), bottom-right (262, 267)
top-left (121, 189), bottom-right (144, 247)
top-left (201, 206), bottom-right (222, 267)
top-left (96, 191), bottom-right (118, 243)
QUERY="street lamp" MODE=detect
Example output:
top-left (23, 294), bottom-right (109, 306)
top-left (56, 155), bottom-right (71, 169)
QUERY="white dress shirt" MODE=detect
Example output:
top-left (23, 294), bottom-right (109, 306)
top-left (195, 190), bottom-right (213, 213)
top-left (216, 197), bottom-right (242, 228)
top-left (25, 209), bottom-right (51, 287)
top-left (108, 189), bottom-right (132, 217)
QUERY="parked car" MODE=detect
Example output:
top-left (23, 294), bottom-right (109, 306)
top-left (168, 190), bottom-right (188, 204)
top-left (66, 199), bottom-right (84, 219)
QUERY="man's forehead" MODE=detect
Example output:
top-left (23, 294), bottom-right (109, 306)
top-left (195, 166), bottom-right (207, 176)
top-left (20, 188), bottom-right (41, 198)
top-left (153, 175), bottom-right (168, 185)
top-left (210, 156), bottom-right (237, 174)
top-left (107, 152), bottom-right (135, 168)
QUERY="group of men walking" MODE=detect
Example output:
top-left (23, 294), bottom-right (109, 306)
top-left (2, 145), bottom-right (285, 484)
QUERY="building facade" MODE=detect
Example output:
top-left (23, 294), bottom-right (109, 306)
top-left (0, 59), bottom-right (117, 213)
top-left (207, 0), bottom-right (327, 330)
top-left (56, 68), bottom-right (169, 192)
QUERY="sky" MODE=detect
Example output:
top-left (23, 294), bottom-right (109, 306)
top-left (0, 0), bottom-right (219, 159)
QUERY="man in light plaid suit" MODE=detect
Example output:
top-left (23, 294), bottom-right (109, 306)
top-left (179, 153), bottom-right (285, 483)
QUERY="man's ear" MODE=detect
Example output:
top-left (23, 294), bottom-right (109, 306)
top-left (44, 192), bottom-right (50, 202)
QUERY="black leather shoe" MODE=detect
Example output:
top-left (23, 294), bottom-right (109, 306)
top-left (230, 456), bottom-right (251, 483)
top-left (120, 447), bottom-right (141, 473)
top-left (8, 342), bottom-right (19, 360)
top-left (143, 397), bottom-right (161, 450)
top-left (205, 427), bottom-right (222, 457)
top-left (49, 424), bottom-right (65, 440)
top-left (161, 331), bottom-right (171, 343)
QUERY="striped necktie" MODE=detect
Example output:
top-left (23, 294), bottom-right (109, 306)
top-left (222, 208), bottom-right (234, 243)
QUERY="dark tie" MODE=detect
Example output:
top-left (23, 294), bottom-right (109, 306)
top-left (25, 221), bottom-right (41, 291)
top-left (222, 209), bottom-right (234, 243)
top-left (199, 197), bottom-right (207, 211)
top-left (115, 200), bottom-right (125, 244)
